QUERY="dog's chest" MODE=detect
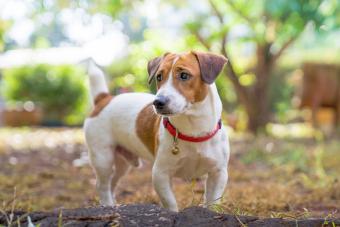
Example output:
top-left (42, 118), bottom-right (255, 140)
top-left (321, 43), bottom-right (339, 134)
top-left (170, 140), bottom-right (223, 179)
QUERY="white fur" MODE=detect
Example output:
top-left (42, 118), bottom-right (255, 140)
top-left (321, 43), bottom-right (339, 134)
top-left (155, 57), bottom-right (189, 115)
top-left (87, 60), bottom-right (109, 100)
top-left (156, 72), bottom-right (189, 115)
top-left (84, 60), bottom-right (230, 211)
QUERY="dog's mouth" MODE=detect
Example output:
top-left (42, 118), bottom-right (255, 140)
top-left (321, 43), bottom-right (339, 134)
top-left (159, 112), bottom-right (176, 117)
top-left (154, 105), bottom-right (190, 117)
top-left (155, 109), bottom-right (176, 116)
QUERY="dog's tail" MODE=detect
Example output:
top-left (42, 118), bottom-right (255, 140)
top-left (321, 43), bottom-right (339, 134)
top-left (87, 59), bottom-right (109, 103)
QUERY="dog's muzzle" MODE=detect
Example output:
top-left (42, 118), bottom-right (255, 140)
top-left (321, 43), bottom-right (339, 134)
top-left (153, 95), bottom-right (171, 114)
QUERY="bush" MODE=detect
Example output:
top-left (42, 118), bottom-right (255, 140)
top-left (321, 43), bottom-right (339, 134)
top-left (1, 64), bottom-right (88, 125)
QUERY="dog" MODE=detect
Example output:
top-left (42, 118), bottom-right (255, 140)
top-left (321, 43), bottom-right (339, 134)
top-left (84, 51), bottom-right (230, 211)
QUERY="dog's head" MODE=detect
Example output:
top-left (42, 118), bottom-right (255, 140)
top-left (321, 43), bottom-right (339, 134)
top-left (147, 51), bottom-right (227, 116)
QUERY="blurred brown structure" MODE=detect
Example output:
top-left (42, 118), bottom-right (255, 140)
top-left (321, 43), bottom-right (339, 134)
top-left (300, 63), bottom-right (340, 127)
top-left (2, 108), bottom-right (42, 127)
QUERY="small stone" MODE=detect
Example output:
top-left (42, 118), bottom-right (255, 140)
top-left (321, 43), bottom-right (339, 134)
top-left (159, 217), bottom-right (170, 222)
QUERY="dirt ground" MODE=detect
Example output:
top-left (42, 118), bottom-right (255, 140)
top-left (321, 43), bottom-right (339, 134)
top-left (0, 128), bottom-right (339, 219)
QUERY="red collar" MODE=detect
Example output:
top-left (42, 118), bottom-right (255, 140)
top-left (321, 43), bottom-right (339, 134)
top-left (162, 117), bottom-right (222, 143)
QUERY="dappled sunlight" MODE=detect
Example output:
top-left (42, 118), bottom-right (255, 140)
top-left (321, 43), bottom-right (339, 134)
top-left (0, 128), bottom-right (84, 152)
top-left (267, 123), bottom-right (316, 138)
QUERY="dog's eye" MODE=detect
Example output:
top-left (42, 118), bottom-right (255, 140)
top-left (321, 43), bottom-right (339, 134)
top-left (156, 73), bottom-right (162, 82)
top-left (179, 72), bottom-right (190, 81)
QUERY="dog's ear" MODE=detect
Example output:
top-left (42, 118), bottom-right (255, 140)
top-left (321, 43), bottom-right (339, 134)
top-left (147, 56), bottom-right (162, 85)
top-left (147, 53), bottom-right (170, 85)
top-left (192, 51), bottom-right (228, 84)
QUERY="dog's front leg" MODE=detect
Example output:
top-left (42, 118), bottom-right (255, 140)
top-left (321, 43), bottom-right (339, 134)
top-left (152, 165), bottom-right (178, 211)
top-left (205, 168), bottom-right (228, 207)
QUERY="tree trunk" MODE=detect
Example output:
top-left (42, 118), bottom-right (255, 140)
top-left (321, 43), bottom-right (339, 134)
top-left (245, 87), bottom-right (270, 133)
top-left (227, 44), bottom-right (273, 133)
top-left (246, 44), bottom-right (272, 133)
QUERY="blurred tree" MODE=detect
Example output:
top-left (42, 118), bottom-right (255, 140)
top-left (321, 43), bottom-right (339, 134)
top-left (183, 0), bottom-right (339, 132)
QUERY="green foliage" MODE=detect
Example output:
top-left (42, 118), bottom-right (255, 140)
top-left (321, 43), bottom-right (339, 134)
top-left (1, 64), bottom-right (88, 125)
top-left (187, 0), bottom-right (338, 45)
top-left (263, 0), bottom-right (334, 44)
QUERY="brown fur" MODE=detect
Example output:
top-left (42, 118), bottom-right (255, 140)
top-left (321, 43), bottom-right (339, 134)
top-left (135, 103), bottom-right (161, 156)
top-left (115, 145), bottom-right (140, 167)
top-left (172, 53), bottom-right (209, 102)
top-left (90, 92), bottom-right (113, 117)
top-left (156, 52), bottom-right (209, 103)
top-left (155, 53), bottom-right (177, 89)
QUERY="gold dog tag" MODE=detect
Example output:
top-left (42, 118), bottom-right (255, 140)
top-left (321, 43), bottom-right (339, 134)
top-left (171, 145), bottom-right (180, 155)
top-left (171, 129), bottom-right (180, 155)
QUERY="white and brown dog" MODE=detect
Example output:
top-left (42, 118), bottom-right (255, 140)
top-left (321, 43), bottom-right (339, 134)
top-left (84, 51), bottom-right (230, 211)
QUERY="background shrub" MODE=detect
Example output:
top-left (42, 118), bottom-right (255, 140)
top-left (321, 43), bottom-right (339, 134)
top-left (1, 64), bottom-right (89, 125)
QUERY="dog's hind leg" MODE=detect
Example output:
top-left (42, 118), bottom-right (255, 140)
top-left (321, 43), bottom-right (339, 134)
top-left (88, 144), bottom-right (115, 206)
top-left (111, 145), bottom-right (142, 201)
top-left (111, 151), bottom-right (131, 200)
top-left (85, 122), bottom-right (115, 206)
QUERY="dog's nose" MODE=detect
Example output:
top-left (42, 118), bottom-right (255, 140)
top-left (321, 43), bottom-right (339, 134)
top-left (153, 95), bottom-right (169, 109)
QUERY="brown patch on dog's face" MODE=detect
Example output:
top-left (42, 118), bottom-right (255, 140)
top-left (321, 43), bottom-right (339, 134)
top-left (135, 103), bottom-right (161, 156)
top-left (153, 53), bottom-right (178, 89)
top-left (171, 53), bottom-right (209, 102)
top-left (90, 92), bottom-right (113, 117)
top-left (154, 52), bottom-right (208, 103)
